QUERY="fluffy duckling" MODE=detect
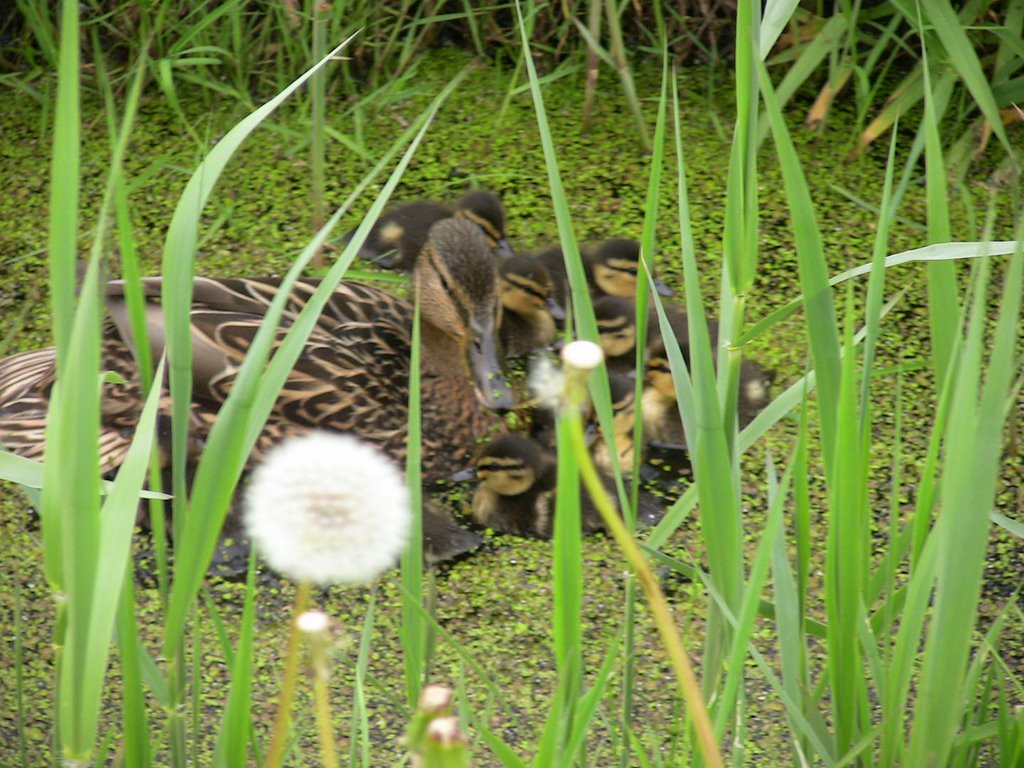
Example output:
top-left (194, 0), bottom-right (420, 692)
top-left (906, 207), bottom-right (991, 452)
top-left (643, 336), bottom-right (772, 450)
top-left (590, 372), bottom-right (640, 475)
top-left (463, 434), bottom-right (661, 538)
top-left (585, 239), bottom-right (675, 299)
top-left (351, 189), bottom-right (513, 270)
top-left (532, 239), bottom-right (674, 309)
top-left (594, 296), bottom-right (639, 374)
top-left (498, 253), bottom-right (566, 358)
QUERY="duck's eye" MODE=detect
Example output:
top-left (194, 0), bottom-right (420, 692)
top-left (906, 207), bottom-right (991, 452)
top-left (625, 267), bottom-right (639, 277)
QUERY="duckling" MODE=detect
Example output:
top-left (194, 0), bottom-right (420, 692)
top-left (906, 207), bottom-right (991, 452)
top-left (350, 189), bottom-right (513, 270)
top-left (590, 372), bottom-right (640, 475)
top-left (498, 253), bottom-right (566, 358)
top-left (594, 296), bottom-right (639, 374)
top-left (642, 335), bottom-right (772, 450)
top-left (466, 433), bottom-right (562, 538)
top-left (532, 238), bottom-right (674, 309)
top-left (585, 239), bottom-right (675, 299)
top-left (0, 218), bottom-right (513, 561)
top-left (463, 433), bottom-right (662, 539)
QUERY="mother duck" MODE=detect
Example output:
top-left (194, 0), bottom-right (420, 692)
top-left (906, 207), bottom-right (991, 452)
top-left (0, 217), bottom-right (513, 486)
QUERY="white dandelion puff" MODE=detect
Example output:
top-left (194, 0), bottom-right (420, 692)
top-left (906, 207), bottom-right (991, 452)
top-left (527, 351), bottom-right (565, 407)
top-left (244, 432), bottom-right (411, 585)
top-left (561, 339), bottom-right (604, 373)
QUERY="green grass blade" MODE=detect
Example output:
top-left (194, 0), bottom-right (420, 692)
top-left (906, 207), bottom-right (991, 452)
top-left (916, 7), bottom-right (960, 390)
top-left (668, 66), bottom-right (744, 702)
top-left (907, 244), bottom-right (1023, 764)
top-left (757, 55), bottom-right (841, 468)
top-left (213, 552), bottom-right (257, 768)
top-left (402, 292), bottom-right (425, 707)
top-left (164, 77), bottom-right (466, 658)
top-left (919, 0), bottom-right (1016, 159)
top-left (160, 31), bottom-right (359, 536)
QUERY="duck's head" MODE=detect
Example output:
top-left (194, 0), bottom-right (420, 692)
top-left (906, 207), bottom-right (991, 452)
top-left (472, 434), bottom-right (554, 497)
top-left (414, 217), bottom-right (515, 410)
top-left (454, 190), bottom-right (514, 259)
top-left (587, 239), bottom-right (674, 298)
top-left (499, 254), bottom-right (566, 321)
top-left (594, 296), bottom-right (637, 359)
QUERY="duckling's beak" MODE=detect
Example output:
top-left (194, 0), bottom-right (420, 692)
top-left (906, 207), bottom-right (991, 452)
top-left (451, 465), bottom-right (478, 482)
top-left (545, 296), bottom-right (566, 321)
top-left (495, 238), bottom-right (515, 259)
top-left (468, 319), bottom-right (516, 411)
top-left (654, 276), bottom-right (675, 297)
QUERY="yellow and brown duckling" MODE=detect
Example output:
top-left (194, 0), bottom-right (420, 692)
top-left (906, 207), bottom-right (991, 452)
top-left (351, 189), bottom-right (513, 270)
top-left (460, 433), bottom-right (662, 539)
top-left (642, 336), bottom-right (772, 450)
top-left (498, 253), bottom-right (566, 358)
top-left (585, 238), bottom-right (675, 300)
top-left (593, 296), bottom-right (639, 374)
top-left (590, 372), bottom-right (640, 475)
top-left (533, 238), bottom-right (674, 308)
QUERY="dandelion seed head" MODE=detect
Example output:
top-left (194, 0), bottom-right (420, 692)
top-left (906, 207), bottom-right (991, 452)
top-left (527, 352), bottom-right (565, 407)
top-left (244, 432), bottom-right (411, 585)
top-left (561, 340), bottom-right (603, 372)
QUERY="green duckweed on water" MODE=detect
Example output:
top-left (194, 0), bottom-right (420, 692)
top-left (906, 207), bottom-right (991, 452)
top-left (0, 49), bottom-right (1022, 765)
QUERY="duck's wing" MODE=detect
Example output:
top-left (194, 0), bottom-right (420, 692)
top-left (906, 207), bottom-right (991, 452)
top-left (0, 342), bottom-right (152, 471)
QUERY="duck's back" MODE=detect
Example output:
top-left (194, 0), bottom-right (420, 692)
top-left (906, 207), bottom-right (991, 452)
top-left (0, 276), bottom-right (503, 482)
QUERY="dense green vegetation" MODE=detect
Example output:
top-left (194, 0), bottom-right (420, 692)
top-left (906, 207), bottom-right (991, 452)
top-left (0, 2), bottom-right (1022, 766)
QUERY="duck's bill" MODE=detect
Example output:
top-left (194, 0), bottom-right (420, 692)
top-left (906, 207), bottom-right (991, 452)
top-left (545, 295), bottom-right (566, 321)
top-left (494, 238), bottom-right (515, 259)
top-left (654, 277), bottom-right (675, 297)
top-left (451, 465), bottom-right (477, 482)
top-left (469, 325), bottom-right (516, 411)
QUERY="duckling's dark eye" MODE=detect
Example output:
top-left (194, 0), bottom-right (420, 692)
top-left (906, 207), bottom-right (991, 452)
top-left (437, 270), bottom-right (454, 294)
top-left (625, 268), bottom-right (638, 277)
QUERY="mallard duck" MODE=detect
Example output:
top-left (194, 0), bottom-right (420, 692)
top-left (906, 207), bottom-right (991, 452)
top-left (0, 218), bottom-right (513, 559)
top-left (349, 189), bottom-right (514, 270)
top-left (460, 433), bottom-right (662, 539)
top-left (498, 253), bottom-right (566, 358)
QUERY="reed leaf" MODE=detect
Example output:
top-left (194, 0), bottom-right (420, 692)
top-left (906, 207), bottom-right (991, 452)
top-left (907, 244), bottom-right (1023, 765)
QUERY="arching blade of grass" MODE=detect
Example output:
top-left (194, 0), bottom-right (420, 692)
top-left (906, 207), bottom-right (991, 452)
top-left (164, 66), bottom-right (471, 655)
top-left (736, 240), bottom-right (1020, 348)
top-left (917, 0), bottom-right (1017, 160)
top-left (160, 31), bottom-right (359, 536)
top-left (916, 9), bottom-right (959, 391)
top-left (758, 56), bottom-right (841, 467)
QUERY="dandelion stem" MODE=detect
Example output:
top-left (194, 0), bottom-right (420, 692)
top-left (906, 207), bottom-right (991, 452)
top-left (264, 579), bottom-right (313, 768)
top-left (566, 406), bottom-right (723, 768)
top-left (308, 623), bottom-right (338, 768)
